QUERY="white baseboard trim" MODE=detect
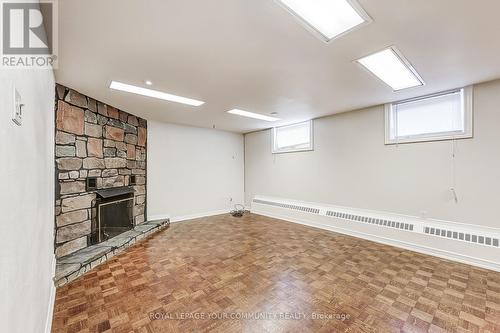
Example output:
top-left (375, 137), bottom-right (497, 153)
top-left (44, 255), bottom-right (57, 333)
top-left (251, 195), bottom-right (500, 272)
top-left (147, 214), bottom-right (171, 221)
top-left (148, 209), bottom-right (229, 224)
top-left (170, 209), bottom-right (229, 223)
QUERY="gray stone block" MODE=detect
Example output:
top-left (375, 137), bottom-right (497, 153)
top-left (97, 102), bottom-right (107, 116)
top-left (56, 158), bottom-right (82, 171)
top-left (69, 171), bottom-right (79, 179)
top-left (124, 123), bottom-right (137, 134)
top-left (87, 98), bottom-right (97, 112)
top-left (103, 139), bottom-right (115, 147)
top-left (103, 147), bottom-right (116, 157)
top-left (83, 157), bottom-right (105, 169)
top-left (104, 157), bottom-right (126, 168)
top-left (56, 84), bottom-right (66, 100)
top-left (107, 118), bottom-right (124, 129)
top-left (128, 115), bottom-right (139, 126)
top-left (60, 181), bottom-right (86, 195)
top-left (76, 140), bottom-right (87, 158)
top-left (55, 132), bottom-right (76, 145)
top-left (97, 114), bottom-right (108, 125)
top-left (115, 141), bottom-right (127, 151)
top-left (65, 89), bottom-right (88, 108)
top-left (54, 263), bottom-right (80, 281)
top-left (84, 110), bottom-right (97, 124)
top-left (88, 169), bottom-right (101, 177)
top-left (57, 244), bottom-right (112, 265)
top-left (113, 230), bottom-right (141, 239)
top-left (117, 150), bottom-right (127, 158)
top-left (61, 193), bottom-right (95, 213)
top-left (134, 224), bottom-right (155, 233)
top-left (56, 209), bottom-right (88, 227)
top-left (56, 145), bottom-right (76, 157)
top-left (101, 176), bottom-right (124, 188)
top-left (102, 169), bottom-right (118, 177)
top-left (100, 236), bottom-right (133, 249)
top-left (85, 123), bottom-right (102, 138)
top-left (56, 220), bottom-right (91, 243)
top-left (55, 236), bottom-right (87, 258)
top-left (119, 169), bottom-right (131, 175)
top-left (146, 219), bottom-right (170, 226)
top-left (58, 172), bottom-right (69, 180)
top-left (134, 185), bottom-right (146, 195)
top-left (135, 215), bottom-right (145, 225)
top-left (124, 134), bottom-right (138, 145)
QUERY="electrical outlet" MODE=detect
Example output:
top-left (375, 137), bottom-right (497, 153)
top-left (12, 86), bottom-right (22, 126)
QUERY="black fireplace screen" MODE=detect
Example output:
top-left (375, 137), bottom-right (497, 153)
top-left (90, 187), bottom-right (135, 245)
top-left (98, 198), bottom-right (134, 242)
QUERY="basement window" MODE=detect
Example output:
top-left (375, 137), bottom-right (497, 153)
top-left (272, 120), bottom-right (313, 153)
top-left (385, 86), bottom-right (473, 144)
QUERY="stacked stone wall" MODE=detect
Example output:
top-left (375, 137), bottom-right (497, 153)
top-left (54, 84), bottom-right (147, 257)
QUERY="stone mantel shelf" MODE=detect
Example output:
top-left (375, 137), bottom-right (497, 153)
top-left (54, 218), bottom-right (169, 287)
top-left (95, 186), bottom-right (134, 198)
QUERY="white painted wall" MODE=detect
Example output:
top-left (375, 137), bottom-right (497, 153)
top-left (245, 79), bottom-right (500, 229)
top-left (148, 121), bottom-right (244, 221)
top-left (0, 68), bottom-right (55, 333)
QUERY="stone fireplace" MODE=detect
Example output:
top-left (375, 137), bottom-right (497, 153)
top-left (54, 84), bottom-right (147, 258)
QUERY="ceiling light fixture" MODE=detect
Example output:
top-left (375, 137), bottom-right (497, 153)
top-left (356, 47), bottom-right (424, 91)
top-left (145, 80), bottom-right (153, 86)
top-left (227, 109), bottom-right (280, 122)
top-left (276, 0), bottom-right (371, 42)
top-left (109, 81), bottom-right (205, 106)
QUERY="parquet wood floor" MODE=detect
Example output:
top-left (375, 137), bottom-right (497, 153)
top-left (52, 213), bottom-right (500, 333)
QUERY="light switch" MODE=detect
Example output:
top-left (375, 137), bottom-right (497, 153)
top-left (12, 86), bottom-right (23, 126)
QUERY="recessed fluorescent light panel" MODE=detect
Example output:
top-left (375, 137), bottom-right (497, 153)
top-left (227, 109), bottom-right (280, 122)
top-left (276, 0), bottom-right (371, 42)
top-left (356, 47), bottom-right (424, 91)
top-left (109, 81), bottom-right (205, 106)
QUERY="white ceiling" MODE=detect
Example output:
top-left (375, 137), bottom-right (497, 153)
top-left (55, 0), bottom-right (500, 133)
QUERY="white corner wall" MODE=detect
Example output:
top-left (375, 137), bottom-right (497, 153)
top-left (245, 79), bottom-right (500, 229)
top-left (0, 69), bottom-right (55, 333)
top-left (147, 121), bottom-right (244, 221)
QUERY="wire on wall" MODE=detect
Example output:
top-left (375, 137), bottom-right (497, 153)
top-left (450, 138), bottom-right (459, 203)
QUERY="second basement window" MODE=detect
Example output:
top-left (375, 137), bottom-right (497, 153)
top-left (385, 86), bottom-right (473, 144)
top-left (272, 120), bottom-right (313, 153)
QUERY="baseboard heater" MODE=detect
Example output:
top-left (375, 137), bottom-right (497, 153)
top-left (251, 196), bottom-right (500, 271)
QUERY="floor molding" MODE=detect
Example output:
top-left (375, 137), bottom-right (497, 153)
top-left (252, 195), bottom-right (500, 272)
top-left (148, 209), bottom-right (229, 223)
top-left (44, 255), bottom-right (56, 333)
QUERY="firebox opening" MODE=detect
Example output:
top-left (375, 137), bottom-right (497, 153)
top-left (90, 186), bottom-right (135, 245)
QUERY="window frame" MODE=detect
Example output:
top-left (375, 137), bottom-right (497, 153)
top-left (384, 86), bottom-right (473, 145)
top-left (272, 120), bottom-right (314, 154)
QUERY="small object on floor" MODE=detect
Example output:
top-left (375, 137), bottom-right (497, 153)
top-left (230, 204), bottom-right (247, 217)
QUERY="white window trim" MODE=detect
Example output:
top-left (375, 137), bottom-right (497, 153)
top-left (384, 86), bottom-right (473, 145)
top-left (272, 120), bottom-right (314, 154)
